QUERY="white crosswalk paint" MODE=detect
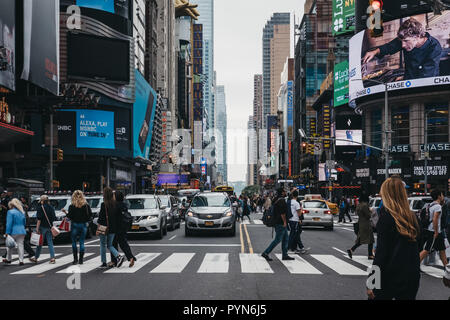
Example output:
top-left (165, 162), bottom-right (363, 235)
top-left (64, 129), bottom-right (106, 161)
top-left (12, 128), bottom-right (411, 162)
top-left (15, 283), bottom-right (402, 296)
top-left (57, 256), bottom-right (104, 274)
top-left (197, 253), bottom-right (229, 273)
top-left (8, 254), bottom-right (54, 265)
top-left (150, 253), bottom-right (195, 273)
top-left (420, 265), bottom-right (444, 278)
top-left (11, 253), bottom-right (94, 275)
top-left (239, 254), bottom-right (273, 273)
top-left (275, 254), bottom-right (323, 274)
top-left (106, 253), bottom-right (161, 274)
top-left (253, 220), bottom-right (263, 225)
top-left (348, 256), bottom-right (373, 269)
top-left (311, 255), bottom-right (367, 276)
top-left (241, 220), bottom-right (249, 225)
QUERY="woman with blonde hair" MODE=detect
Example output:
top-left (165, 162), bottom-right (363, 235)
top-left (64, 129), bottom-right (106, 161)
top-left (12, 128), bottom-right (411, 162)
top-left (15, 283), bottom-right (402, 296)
top-left (3, 198), bottom-right (27, 265)
top-left (63, 190), bottom-right (92, 265)
top-left (367, 177), bottom-right (421, 300)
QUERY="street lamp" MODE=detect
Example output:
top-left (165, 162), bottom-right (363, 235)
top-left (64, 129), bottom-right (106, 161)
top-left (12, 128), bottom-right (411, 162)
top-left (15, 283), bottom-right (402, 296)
top-left (424, 108), bottom-right (436, 194)
top-left (351, 79), bottom-right (392, 179)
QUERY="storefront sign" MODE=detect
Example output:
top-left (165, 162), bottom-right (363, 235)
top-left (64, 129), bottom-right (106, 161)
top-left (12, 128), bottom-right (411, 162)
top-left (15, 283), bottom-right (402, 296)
top-left (413, 161), bottom-right (448, 178)
top-left (356, 168), bottom-right (370, 178)
top-left (420, 143), bottom-right (450, 152)
top-left (322, 105), bottom-right (331, 150)
top-left (389, 145), bottom-right (410, 153)
top-left (377, 168), bottom-right (402, 176)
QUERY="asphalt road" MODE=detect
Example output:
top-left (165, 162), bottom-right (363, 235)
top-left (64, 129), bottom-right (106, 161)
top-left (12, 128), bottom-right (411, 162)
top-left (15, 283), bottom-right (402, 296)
top-left (1, 212), bottom-right (448, 300)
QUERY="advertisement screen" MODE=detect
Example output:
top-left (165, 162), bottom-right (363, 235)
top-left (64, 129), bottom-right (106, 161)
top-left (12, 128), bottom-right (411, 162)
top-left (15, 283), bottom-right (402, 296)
top-left (75, 0), bottom-right (130, 19)
top-left (334, 61), bottom-right (349, 107)
top-left (349, 11), bottom-right (450, 101)
top-left (22, 0), bottom-right (59, 95)
top-left (0, 0), bottom-right (15, 91)
top-left (332, 0), bottom-right (355, 36)
top-left (336, 130), bottom-right (363, 146)
top-left (133, 70), bottom-right (157, 159)
top-left (76, 110), bottom-right (115, 149)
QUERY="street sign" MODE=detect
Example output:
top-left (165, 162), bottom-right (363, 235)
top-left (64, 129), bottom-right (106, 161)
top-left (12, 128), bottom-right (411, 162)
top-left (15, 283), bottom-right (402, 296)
top-left (314, 143), bottom-right (322, 155)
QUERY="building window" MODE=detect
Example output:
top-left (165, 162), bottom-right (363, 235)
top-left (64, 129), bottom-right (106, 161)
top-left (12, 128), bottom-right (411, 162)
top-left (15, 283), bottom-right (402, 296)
top-left (426, 103), bottom-right (449, 143)
top-left (371, 109), bottom-right (382, 149)
top-left (391, 106), bottom-right (409, 145)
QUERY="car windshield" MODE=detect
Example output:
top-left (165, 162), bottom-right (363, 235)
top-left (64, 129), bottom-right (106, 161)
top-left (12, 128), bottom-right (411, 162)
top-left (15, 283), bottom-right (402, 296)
top-left (127, 198), bottom-right (158, 209)
top-left (158, 196), bottom-right (170, 207)
top-left (303, 201), bottom-right (327, 209)
top-left (191, 194), bottom-right (230, 207)
top-left (412, 199), bottom-right (432, 210)
top-left (30, 199), bottom-right (68, 211)
top-left (87, 198), bottom-right (102, 208)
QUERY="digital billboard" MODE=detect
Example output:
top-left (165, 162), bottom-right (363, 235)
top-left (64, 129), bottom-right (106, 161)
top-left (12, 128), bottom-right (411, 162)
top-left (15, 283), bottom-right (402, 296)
top-left (336, 130), bottom-right (363, 146)
top-left (334, 61), bottom-right (349, 107)
top-left (0, 0), bottom-right (15, 91)
top-left (332, 0), bottom-right (355, 36)
top-left (133, 70), bottom-right (157, 159)
top-left (287, 81), bottom-right (294, 140)
top-left (349, 11), bottom-right (450, 101)
top-left (22, 0), bottom-right (59, 95)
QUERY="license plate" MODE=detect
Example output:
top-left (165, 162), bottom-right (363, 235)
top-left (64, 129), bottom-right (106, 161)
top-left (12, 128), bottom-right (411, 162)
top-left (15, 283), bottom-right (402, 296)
top-left (313, 218), bottom-right (321, 222)
top-left (132, 225), bottom-right (140, 230)
top-left (205, 221), bottom-right (214, 227)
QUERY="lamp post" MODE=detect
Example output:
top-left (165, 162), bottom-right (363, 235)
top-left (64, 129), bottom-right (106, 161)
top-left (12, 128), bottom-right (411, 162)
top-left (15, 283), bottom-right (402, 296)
top-left (424, 109), bottom-right (436, 194)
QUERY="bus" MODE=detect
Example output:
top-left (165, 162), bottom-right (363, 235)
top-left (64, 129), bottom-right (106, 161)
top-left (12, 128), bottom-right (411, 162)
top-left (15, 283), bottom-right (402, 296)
top-left (214, 186), bottom-right (234, 196)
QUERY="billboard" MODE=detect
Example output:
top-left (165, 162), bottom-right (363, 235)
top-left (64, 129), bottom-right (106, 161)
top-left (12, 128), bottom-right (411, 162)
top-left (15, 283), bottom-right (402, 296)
top-left (157, 174), bottom-right (189, 187)
top-left (334, 61), bottom-right (349, 107)
top-left (0, 0), bottom-right (15, 91)
top-left (193, 24), bottom-right (203, 122)
top-left (322, 105), bottom-right (331, 150)
top-left (350, 11), bottom-right (450, 101)
top-left (287, 81), bottom-right (294, 140)
top-left (63, 0), bottom-right (131, 19)
top-left (332, 0), bottom-right (355, 36)
top-left (336, 130), bottom-right (363, 146)
top-left (22, 0), bottom-right (59, 95)
top-left (133, 70), bottom-right (157, 159)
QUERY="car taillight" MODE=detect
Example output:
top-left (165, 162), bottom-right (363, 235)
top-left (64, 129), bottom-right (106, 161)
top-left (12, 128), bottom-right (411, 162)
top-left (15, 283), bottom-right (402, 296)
top-left (324, 210), bottom-right (331, 215)
top-left (302, 210), bottom-right (309, 214)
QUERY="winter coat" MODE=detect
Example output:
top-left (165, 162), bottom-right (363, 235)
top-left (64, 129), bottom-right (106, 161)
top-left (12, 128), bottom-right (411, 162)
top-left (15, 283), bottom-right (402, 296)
top-left (356, 202), bottom-right (375, 245)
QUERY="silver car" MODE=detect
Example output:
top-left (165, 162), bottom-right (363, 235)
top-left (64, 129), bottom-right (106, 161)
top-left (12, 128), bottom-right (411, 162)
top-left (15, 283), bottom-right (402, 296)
top-left (300, 200), bottom-right (334, 230)
top-left (126, 195), bottom-right (168, 239)
top-left (28, 196), bottom-right (71, 237)
top-left (185, 192), bottom-right (236, 236)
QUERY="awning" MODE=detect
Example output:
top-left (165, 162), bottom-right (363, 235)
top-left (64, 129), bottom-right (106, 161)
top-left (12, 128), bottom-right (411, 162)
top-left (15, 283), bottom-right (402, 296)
top-left (0, 122), bottom-right (34, 145)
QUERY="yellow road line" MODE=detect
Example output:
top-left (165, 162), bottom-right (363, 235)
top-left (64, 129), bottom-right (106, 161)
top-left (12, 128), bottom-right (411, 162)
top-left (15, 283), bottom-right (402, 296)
top-left (243, 224), bottom-right (253, 254)
top-left (239, 222), bottom-right (245, 253)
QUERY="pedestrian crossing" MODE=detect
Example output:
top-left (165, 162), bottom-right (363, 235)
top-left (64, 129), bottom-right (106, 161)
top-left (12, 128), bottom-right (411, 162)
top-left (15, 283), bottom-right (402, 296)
top-left (3, 251), bottom-right (445, 278)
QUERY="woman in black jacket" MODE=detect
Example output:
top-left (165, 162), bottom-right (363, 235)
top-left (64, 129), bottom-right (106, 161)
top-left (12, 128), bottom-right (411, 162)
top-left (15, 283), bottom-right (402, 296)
top-left (63, 190), bottom-right (92, 265)
top-left (367, 177), bottom-right (421, 300)
top-left (97, 187), bottom-right (124, 269)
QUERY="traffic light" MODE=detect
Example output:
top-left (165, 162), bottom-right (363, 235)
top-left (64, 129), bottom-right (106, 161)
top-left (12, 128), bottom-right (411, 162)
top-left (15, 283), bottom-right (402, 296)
top-left (369, 0), bottom-right (384, 37)
top-left (56, 148), bottom-right (63, 162)
top-left (301, 142), bottom-right (307, 154)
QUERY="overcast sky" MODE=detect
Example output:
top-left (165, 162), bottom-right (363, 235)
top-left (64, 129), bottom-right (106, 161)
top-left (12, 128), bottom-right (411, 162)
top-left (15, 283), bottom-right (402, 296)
top-left (214, 0), bottom-right (305, 182)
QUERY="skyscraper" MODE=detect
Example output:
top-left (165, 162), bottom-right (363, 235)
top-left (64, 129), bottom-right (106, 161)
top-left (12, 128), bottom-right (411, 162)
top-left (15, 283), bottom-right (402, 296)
top-left (262, 13), bottom-right (291, 129)
top-left (215, 85), bottom-right (227, 183)
top-left (191, 0), bottom-right (214, 131)
top-left (253, 75), bottom-right (263, 130)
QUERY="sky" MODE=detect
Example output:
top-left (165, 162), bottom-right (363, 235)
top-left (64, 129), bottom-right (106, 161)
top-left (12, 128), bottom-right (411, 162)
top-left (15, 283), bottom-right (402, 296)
top-left (214, 0), bottom-right (305, 183)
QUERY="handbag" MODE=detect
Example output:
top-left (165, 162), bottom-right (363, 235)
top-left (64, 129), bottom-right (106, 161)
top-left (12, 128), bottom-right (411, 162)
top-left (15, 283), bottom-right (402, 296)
top-left (30, 232), bottom-right (44, 246)
top-left (97, 205), bottom-right (109, 235)
top-left (58, 217), bottom-right (71, 232)
top-left (5, 235), bottom-right (17, 248)
top-left (41, 205), bottom-right (60, 238)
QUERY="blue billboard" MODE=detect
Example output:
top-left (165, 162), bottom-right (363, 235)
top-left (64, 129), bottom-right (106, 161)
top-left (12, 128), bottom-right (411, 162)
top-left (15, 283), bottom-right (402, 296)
top-left (74, 0), bottom-right (130, 18)
top-left (287, 81), bottom-right (294, 140)
top-left (133, 70), bottom-right (157, 159)
top-left (75, 109), bottom-right (115, 149)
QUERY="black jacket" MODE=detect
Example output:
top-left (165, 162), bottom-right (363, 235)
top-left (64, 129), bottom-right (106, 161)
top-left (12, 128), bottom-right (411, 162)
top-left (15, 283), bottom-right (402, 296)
top-left (36, 203), bottom-right (57, 228)
top-left (97, 202), bottom-right (121, 234)
top-left (373, 207), bottom-right (420, 298)
top-left (67, 204), bottom-right (92, 223)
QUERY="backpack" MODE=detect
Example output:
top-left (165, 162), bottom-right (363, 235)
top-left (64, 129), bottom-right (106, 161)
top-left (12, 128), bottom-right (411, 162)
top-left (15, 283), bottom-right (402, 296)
top-left (121, 207), bottom-right (133, 231)
top-left (263, 199), bottom-right (280, 227)
top-left (419, 203), bottom-right (439, 230)
top-left (286, 199), bottom-right (293, 220)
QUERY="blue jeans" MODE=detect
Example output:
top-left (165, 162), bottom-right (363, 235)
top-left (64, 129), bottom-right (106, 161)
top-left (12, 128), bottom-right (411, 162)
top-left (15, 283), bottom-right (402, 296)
top-left (263, 224), bottom-right (289, 257)
top-left (288, 221), bottom-right (304, 250)
top-left (35, 227), bottom-right (55, 259)
top-left (71, 223), bottom-right (87, 252)
top-left (99, 234), bottom-right (119, 263)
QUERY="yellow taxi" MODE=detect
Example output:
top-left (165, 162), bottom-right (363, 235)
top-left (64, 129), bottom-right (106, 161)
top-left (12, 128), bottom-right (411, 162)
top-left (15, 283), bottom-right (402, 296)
top-left (325, 201), bottom-right (339, 215)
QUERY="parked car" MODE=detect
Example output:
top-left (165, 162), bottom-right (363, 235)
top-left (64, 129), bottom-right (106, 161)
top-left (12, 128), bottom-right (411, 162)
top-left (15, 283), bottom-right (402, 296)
top-left (125, 194), bottom-right (168, 239)
top-left (408, 195), bottom-right (433, 218)
top-left (185, 192), bottom-right (236, 236)
top-left (157, 195), bottom-right (181, 231)
top-left (300, 200), bottom-right (334, 231)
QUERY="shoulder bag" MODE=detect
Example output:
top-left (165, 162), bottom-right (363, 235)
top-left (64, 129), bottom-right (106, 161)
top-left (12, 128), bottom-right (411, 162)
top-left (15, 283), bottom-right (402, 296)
top-left (97, 205), bottom-right (109, 235)
top-left (42, 205), bottom-right (61, 238)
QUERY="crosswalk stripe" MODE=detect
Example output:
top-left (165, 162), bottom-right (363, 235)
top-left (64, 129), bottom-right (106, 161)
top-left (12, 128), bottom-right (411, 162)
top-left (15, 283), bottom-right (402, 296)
top-left (8, 254), bottom-right (53, 265)
top-left (420, 265), bottom-right (444, 278)
top-left (311, 254), bottom-right (367, 276)
top-left (105, 253), bottom-right (161, 274)
top-left (275, 254), bottom-right (323, 274)
top-left (241, 220), bottom-right (249, 225)
top-left (348, 256), bottom-right (373, 269)
top-left (239, 254), bottom-right (273, 273)
top-left (150, 253), bottom-right (195, 273)
top-left (253, 220), bottom-right (263, 225)
top-left (57, 256), bottom-right (104, 274)
top-left (197, 253), bottom-right (229, 273)
top-left (11, 254), bottom-right (94, 275)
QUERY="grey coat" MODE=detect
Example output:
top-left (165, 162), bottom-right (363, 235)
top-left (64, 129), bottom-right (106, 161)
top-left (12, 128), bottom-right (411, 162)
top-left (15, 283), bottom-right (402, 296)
top-left (356, 202), bottom-right (375, 245)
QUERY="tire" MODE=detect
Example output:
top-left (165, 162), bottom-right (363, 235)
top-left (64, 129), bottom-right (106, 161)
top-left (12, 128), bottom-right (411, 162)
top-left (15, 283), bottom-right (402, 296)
top-left (163, 220), bottom-right (168, 235)
top-left (185, 224), bottom-right (193, 237)
top-left (155, 223), bottom-right (164, 240)
top-left (325, 225), bottom-right (334, 231)
top-left (228, 223), bottom-right (236, 237)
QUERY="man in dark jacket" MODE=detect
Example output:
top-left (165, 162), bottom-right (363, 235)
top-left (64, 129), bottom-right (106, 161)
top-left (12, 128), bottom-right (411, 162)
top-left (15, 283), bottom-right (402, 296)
top-left (261, 188), bottom-right (295, 262)
top-left (363, 17), bottom-right (442, 80)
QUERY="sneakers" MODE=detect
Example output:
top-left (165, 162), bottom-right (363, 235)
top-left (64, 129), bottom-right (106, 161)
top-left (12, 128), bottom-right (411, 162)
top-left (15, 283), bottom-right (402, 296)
top-left (2, 259), bottom-right (11, 264)
top-left (261, 253), bottom-right (273, 262)
top-left (282, 256), bottom-right (295, 261)
top-left (116, 255), bottom-right (125, 268)
top-left (29, 257), bottom-right (37, 264)
top-left (296, 247), bottom-right (310, 254)
top-left (49, 258), bottom-right (56, 264)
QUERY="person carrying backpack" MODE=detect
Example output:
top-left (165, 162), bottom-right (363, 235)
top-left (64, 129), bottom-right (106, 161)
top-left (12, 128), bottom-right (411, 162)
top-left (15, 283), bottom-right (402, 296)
top-left (419, 189), bottom-right (448, 268)
top-left (261, 188), bottom-right (295, 262)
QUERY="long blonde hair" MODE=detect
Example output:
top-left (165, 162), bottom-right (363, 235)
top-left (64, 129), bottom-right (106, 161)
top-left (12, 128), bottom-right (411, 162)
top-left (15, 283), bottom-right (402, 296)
top-left (9, 198), bottom-right (25, 214)
top-left (380, 177), bottom-right (419, 241)
top-left (71, 190), bottom-right (87, 208)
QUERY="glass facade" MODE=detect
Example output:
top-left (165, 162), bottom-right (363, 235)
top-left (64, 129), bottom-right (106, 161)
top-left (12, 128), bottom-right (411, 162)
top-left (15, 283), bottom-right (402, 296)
top-left (426, 103), bottom-right (449, 144)
top-left (391, 106), bottom-right (410, 145)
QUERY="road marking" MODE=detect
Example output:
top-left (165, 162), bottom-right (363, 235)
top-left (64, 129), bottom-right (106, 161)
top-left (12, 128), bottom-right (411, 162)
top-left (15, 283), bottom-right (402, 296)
top-left (57, 256), bottom-right (103, 274)
top-left (150, 253), bottom-right (195, 273)
top-left (253, 220), bottom-right (263, 225)
top-left (347, 255), bottom-right (373, 268)
top-left (311, 254), bottom-right (367, 276)
top-left (84, 239), bottom-right (100, 245)
top-left (243, 224), bottom-right (253, 254)
top-left (197, 253), bottom-right (229, 273)
top-left (275, 254), bottom-right (322, 274)
top-left (239, 254), bottom-right (273, 273)
top-left (105, 253), bottom-right (161, 274)
top-left (169, 235), bottom-right (177, 241)
top-left (420, 265), bottom-right (444, 278)
top-left (241, 220), bottom-right (249, 225)
top-left (11, 254), bottom-right (93, 275)
top-left (332, 247), bottom-right (347, 255)
top-left (8, 254), bottom-right (53, 265)
top-left (53, 244), bottom-right (242, 248)
top-left (240, 222), bottom-right (245, 253)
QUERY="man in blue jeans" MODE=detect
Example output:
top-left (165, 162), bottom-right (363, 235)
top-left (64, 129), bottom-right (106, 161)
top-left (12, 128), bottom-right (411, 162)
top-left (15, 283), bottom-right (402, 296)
top-left (262, 188), bottom-right (295, 261)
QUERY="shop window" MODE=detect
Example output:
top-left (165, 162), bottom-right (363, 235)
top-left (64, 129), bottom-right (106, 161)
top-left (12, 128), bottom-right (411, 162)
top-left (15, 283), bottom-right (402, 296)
top-left (391, 106), bottom-right (410, 145)
top-left (426, 103), bottom-right (449, 143)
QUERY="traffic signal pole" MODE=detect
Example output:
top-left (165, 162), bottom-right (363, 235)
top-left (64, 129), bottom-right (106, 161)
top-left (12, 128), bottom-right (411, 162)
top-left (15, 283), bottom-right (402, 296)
top-left (50, 113), bottom-right (54, 191)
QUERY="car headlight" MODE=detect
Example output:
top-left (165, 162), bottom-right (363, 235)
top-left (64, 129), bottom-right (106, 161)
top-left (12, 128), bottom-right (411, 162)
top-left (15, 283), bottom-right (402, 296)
top-left (187, 210), bottom-right (195, 217)
top-left (147, 214), bottom-right (159, 220)
top-left (223, 210), bottom-right (233, 217)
